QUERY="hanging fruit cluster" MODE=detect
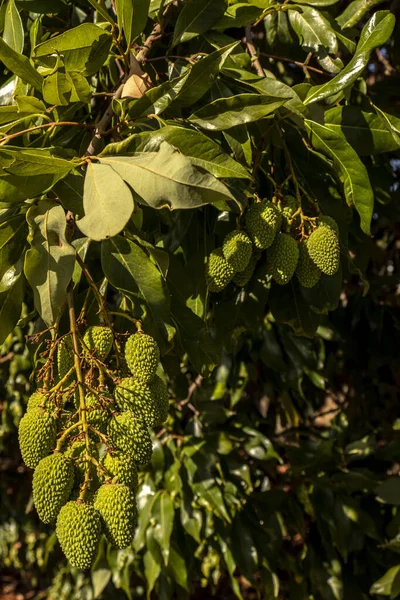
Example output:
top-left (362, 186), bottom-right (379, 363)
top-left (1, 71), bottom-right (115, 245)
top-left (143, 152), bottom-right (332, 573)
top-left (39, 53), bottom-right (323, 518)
top-left (18, 309), bottom-right (169, 569)
top-left (206, 196), bottom-right (340, 292)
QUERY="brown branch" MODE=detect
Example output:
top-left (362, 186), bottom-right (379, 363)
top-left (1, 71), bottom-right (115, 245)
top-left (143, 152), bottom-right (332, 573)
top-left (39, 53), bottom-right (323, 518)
top-left (260, 52), bottom-right (330, 76)
top-left (85, 7), bottom-right (172, 157)
top-left (0, 121), bottom-right (94, 146)
top-left (244, 26), bottom-right (265, 77)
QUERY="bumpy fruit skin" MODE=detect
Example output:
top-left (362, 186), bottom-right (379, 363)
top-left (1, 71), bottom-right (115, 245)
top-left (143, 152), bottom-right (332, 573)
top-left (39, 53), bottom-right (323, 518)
top-left (307, 226), bottom-right (340, 276)
top-left (85, 392), bottom-right (110, 434)
top-left (56, 501), bottom-right (101, 569)
top-left (83, 326), bottom-right (113, 360)
top-left (319, 215), bottom-right (339, 234)
top-left (108, 412), bottom-right (152, 466)
top-left (278, 196), bottom-right (298, 231)
top-left (222, 231), bottom-right (253, 272)
top-left (33, 453), bottom-right (74, 524)
top-left (64, 440), bottom-right (99, 501)
top-left (57, 336), bottom-right (75, 383)
top-left (148, 375), bottom-right (169, 425)
top-left (27, 390), bottom-right (49, 412)
top-left (232, 251), bottom-right (260, 287)
top-left (125, 334), bottom-right (160, 382)
top-left (114, 377), bottom-right (158, 427)
top-left (94, 484), bottom-right (137, 549)
top-left (206, 248), bottom-right (235, 292)
top-left (266, 233), bottom-right (299, 285)
top-left (18, 408), bottom-right (57, 469)
top-left (245, 201), bottom-right (282, 249)
top-left (103, 453), bottom-right (138, 491)
top-left (296, 243), bottom-right (321, 288)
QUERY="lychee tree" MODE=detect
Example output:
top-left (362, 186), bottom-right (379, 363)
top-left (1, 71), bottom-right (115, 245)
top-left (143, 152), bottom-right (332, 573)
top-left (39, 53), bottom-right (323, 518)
top-left (0, 0), bottom-right (400, 598)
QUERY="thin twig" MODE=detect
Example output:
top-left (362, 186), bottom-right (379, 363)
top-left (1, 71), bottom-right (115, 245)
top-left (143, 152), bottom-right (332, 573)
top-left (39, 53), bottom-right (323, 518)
top-left (260, 52), bottom-right (329, 76)
top-left (0, 121), bottom-right (94, 146)
top-left (244, 26), bottom-right (265, 77)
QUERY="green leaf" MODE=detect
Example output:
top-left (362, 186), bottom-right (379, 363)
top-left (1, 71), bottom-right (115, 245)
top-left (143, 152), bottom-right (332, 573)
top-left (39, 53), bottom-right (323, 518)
top-left (102, 126), bottom-right (251, 179)
top-left (0, 264), bottom-right (24, 344)
top-left (15, 95), bottom-right (46, 114)
top-left (24, 200), bottom-right (76, 326)
top-left (305, 11), bottom-right (395, 105)
top-left (172, 0), bottom-right (226, 46)
top-left (370, 565), bottom-right (400, 596)
top-left (189, 94), bottom-right (287, 131)
top-left (53, 172), bottom-right (84, 215)
top-left (76, 162), bottom-right (134, 241)
top-left (175, 42), bottom-right (239, 108)
top-left (214, 3), bottom-right (264, 29)
top-left (375, 478), bottom-right (400, 506)
top-left (324, 106), bottom-right (400, 155)
top-left (115, 0), bottom-right (150, 45)
top-left (66, 71), bottom-right (91, 103)
top-left (152, 491), bottom-right (174, 564)
top-left (0, 36), bottom-right (43, 91)
top-left (34, 23), bottom-right (112, 75)
top-left (91, 570), bottom-right (112, 599)
top-left (166, 543), bottom-right (189, 591)
top-left (0, 215), bottom-right (28, 282)
top-left (269, 280), bottom-right (320, 337)
top-left (143, 532), bottom-right (162, 599)
top-left (42, 70), bottom-right (71, 106)
top-left (288, 5), bottom-right (341, 73)
top-left (99, 142), bottom-right (235, 210)
top-left (305, 119), bottom-right (374, 235)
top-left (296, 0), bottom-right (338, 5)
top-left (0, 149), bottom-right (74, 203)
top-left (120, 75), bottom-right (188, 118)
top-left (337, 0), bottom-right (385, 29)
top-left (3, 0), bottom-right (23, 54)
top-left (101, 236), bottom-right (174, 352)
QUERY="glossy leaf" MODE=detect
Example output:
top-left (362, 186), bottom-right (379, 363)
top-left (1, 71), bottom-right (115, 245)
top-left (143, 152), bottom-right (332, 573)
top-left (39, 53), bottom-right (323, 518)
top-left (370, 565), bottom-right (400, 596)
top-left (99, 142), bottom-right (235, 209)
top-left (337, 0), bottom-right (385, 29)
top-left (214, 3), bottom-right (264, 29)
top-left (325, 106), bottom-right (400, 155)
top-left (175, 42), bottom-right (239, 108)
top-left (24, 201), bottom-right (76, 326)
top-left (143, 530), bottom-right (162, 599)
top-left (0, 264), bottom-right (24, 344)
top-left (101, 236), bottom-right (173, 352)
top-left (0, 36), bottom-right (43, 91)
top-left (115, 0), bottom-right (150, 45)
top-left (0, 216), bottom-right (28, 282)
top-left (3, 0), bottom-right (23, 54)
top-left (76, 162), bottom-right (134, 241)
top-left (172, 0), bottom-right (226, 46)
top-left (305, 11), bottom-right (395, 105)
top-left (121, 74), bottom-right (188, 118)
top-left (288, 5), bottom-right (341, 73)
top-left (305, 120), bottom-right (374, 235)
top-left (189, 94), bottom-right (287, 130)
top-left (296, 0), bottom-right (338, 5)
top-left (375, 478), bottom-right (400, 505)
top-left (152, 491), bottom-right (174, 564)
top-left (34, 23), bottom-right (112, 75)
top-left (102, 126), bottom-right (251, 179)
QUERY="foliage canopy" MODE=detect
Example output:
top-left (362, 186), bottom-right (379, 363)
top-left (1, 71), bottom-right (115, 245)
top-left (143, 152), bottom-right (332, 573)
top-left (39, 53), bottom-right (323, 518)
top-left (0, 0), bottom-right (400, 598)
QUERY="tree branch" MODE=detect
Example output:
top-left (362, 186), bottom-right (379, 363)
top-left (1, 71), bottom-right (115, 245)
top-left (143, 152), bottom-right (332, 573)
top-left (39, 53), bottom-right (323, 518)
top-left (244, 26), bottom-right (265, 77)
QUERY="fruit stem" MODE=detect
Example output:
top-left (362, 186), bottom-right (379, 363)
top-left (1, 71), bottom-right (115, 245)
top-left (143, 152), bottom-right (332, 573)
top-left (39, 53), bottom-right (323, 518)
top-left (55, 420), bottom-right (83, 451)
top-left (48, 366), bottom-right (75, 395)
top-left (67, 287), bottom-right (91, 501)
top-left (75, 255), bottom-right (123, 369)
top-left (108, 311), bottom-right (143, 332)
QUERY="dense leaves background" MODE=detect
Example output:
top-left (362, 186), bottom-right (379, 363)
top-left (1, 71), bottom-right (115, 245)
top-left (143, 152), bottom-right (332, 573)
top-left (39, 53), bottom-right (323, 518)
top-left (0, 0), bottom-right (400, 598)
